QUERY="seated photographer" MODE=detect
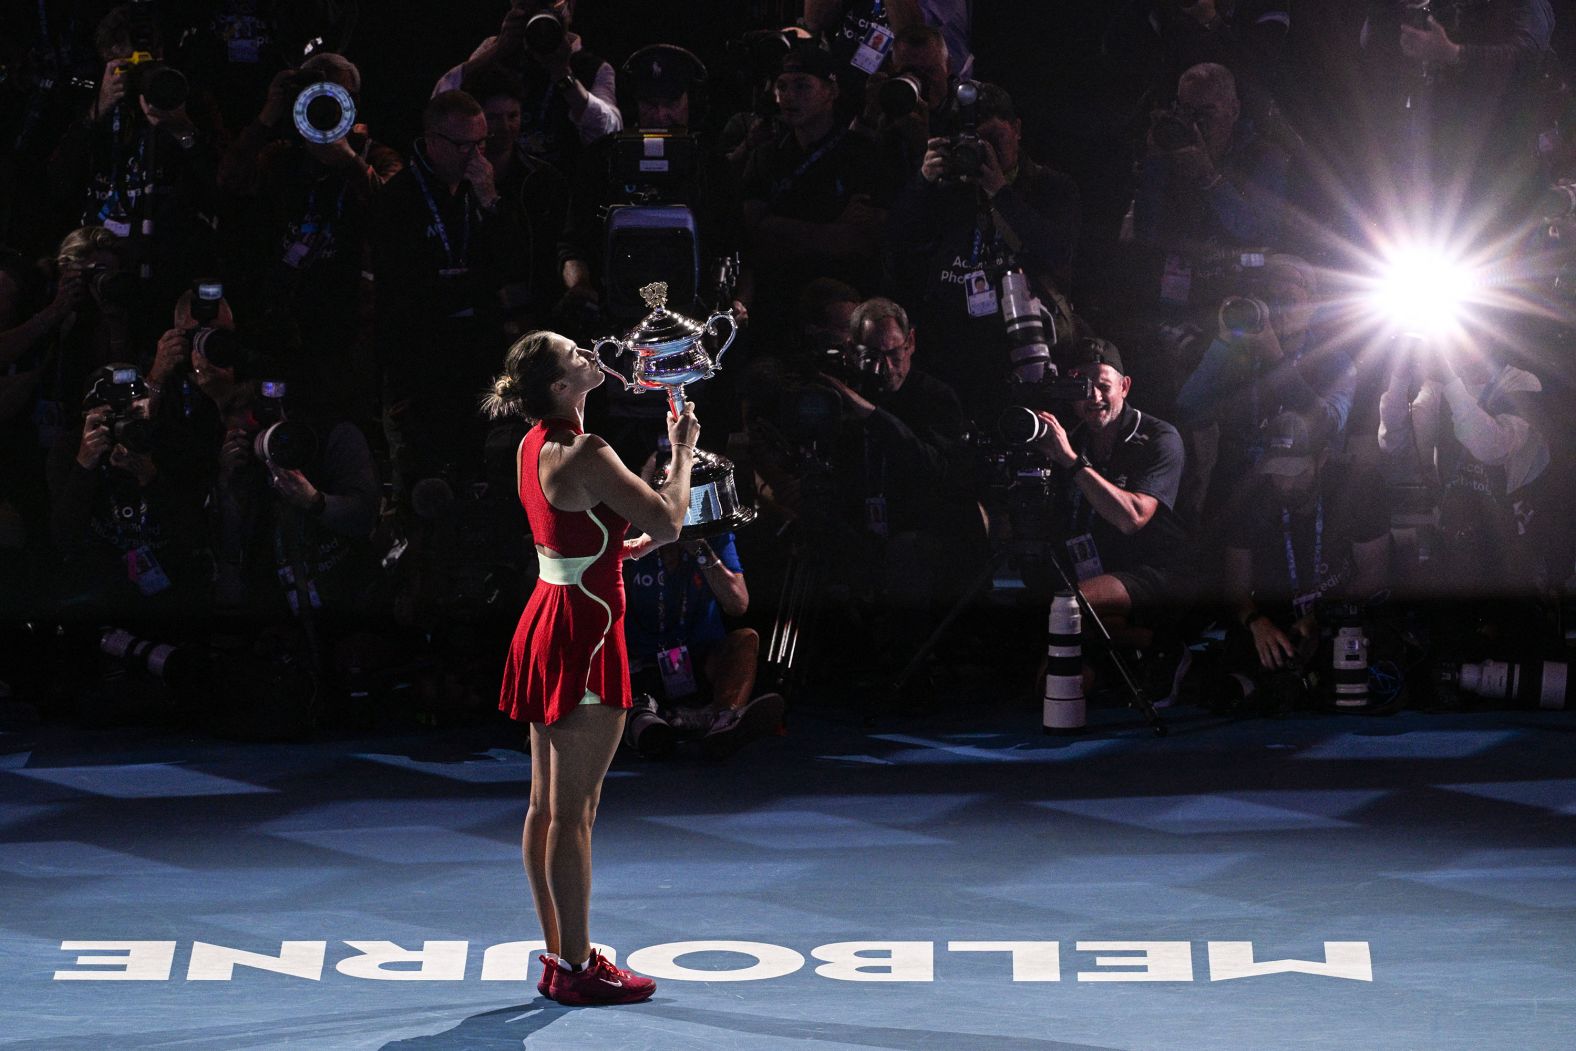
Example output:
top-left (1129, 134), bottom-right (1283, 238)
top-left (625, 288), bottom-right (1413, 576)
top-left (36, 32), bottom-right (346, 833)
top-left (434, 0), bottom-right (621, 170)
top-left (1174, 253), bottom-right (1356, 520)
top-left (740, 44), bottom-right (893, 328)
top-left (1378, 335), bottom-right (1554, 598)
top-left (462, 64), bottom-right (571, 336)
top-left (210, 357), bottom-right (381, 634)
top-left (1224, 411), bottom-right (1391, 673)
top-left (885, 81), bottom-right (1080, 418)
top-left (370, 90), bottom-right (527, 505)
top-left (557, 44), bottom-right (746, 324)
top-left (622, 514), bottom-right (784, 758)
top-left (46, 362), bottom-right (212, 624)
top-left (1027, 338), bottom-right (1190, 635)
top-left (1130, 62), bottom-right (1290, 277)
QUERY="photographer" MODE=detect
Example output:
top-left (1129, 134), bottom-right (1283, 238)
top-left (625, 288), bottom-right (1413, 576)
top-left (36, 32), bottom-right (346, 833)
top-left (1174, 253), bottom-right (1356, 521)
top-left (46, 361), bottom-right (212, 623)
top-left (806, 0), bottom-right (924, 121)
top-left (370, 90), bottom-right (527, 505)
top-left (740, 44), bottom-right (894, 329)
top-left (435, 0), bottom-right (621, 169)
top-left (1027, 338), bottom-right (1190, 632)
top-left (886, 81), bottom-right (1079, 417)
top-left (557, 44), bottom-right (746, 324)
top-left (47, 5), bottom-right (222, 336)
top-left (211, 360), bottom-right (381, 633)
top-left (1224, 411), bottom-right (1391, 672)
top-left (463, 64), bottom-right (571, 336)
top-left (1130, 62), bottom-right (1289, 265)
top-left (1378, 335), bottom-right (1554, 597)
top-left (144, 282), bottom-right (245, 456)
top-left (218, 53), bottom-right (399, 412)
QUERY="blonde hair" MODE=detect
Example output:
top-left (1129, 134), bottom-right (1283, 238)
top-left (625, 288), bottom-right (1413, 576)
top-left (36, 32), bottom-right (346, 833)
top-left (480, 331), bottom-right (565, 421)
top-left (56, 226), bottom-right (119, 269)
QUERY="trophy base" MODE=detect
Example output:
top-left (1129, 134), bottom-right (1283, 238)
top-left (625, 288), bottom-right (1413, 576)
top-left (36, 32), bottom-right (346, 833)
top-left (656, 449), bottom-right (759, 542)
top-left (680, 505), bottom-right (757, 542)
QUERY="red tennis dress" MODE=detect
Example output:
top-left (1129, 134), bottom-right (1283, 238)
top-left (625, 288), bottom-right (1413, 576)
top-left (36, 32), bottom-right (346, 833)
top-left (498, 417), bottom-right (632, 725)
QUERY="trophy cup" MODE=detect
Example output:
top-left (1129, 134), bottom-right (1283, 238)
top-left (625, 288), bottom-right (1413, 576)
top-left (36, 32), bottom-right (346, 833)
top-left (594, 282), bottom-right (756, 540)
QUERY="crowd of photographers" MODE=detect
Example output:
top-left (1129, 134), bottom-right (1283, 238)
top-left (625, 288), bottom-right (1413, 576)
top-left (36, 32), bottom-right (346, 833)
top-left (1, 0), bottom-right (1573, 736)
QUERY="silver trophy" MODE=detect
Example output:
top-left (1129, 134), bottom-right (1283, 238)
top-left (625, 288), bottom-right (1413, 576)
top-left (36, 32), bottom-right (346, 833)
top-left (594, 282), bottom-right (755, 540)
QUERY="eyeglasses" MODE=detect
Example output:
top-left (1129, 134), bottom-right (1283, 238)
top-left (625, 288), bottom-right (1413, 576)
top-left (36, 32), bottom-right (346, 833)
top-left (428, 130), bottom-right (488, 154)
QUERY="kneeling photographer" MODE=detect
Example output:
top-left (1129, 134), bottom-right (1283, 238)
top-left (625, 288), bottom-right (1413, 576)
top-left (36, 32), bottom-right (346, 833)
top-left (211, 358), bottom-right (381, 654)
top-left (1220, 411), bottom-right (1391, 708)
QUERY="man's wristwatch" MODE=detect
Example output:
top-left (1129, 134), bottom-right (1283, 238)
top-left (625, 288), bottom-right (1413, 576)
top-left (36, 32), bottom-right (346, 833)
top-left (1070, 453), bottom-right (1094, 475)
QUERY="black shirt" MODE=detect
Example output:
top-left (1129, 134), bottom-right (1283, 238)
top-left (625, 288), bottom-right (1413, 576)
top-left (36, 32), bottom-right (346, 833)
top-left (1059, 403), bottom-right (1188, 574)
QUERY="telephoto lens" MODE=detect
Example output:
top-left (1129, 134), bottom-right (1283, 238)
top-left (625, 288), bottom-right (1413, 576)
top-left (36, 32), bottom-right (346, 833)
top-left (1331, 624), bottom-right (1370, 708)
top-left (878, 72), bottom-right (923, 118)
top-left (524, 12), bottom-right (565, 54)
top-left (1219, 296), bottom-right (1270, 337)
top-left (1000, 270), bottom-right (1052, 382)
top-left (139, 63), bottom-right (189, 111)
top-left (1043, 592), bottom-right (1085, 733)
top-left (623, 695), bottom-right (676, 758)
top-left (1539, 180), bottom-right (1576, 222)
top-left (1450, 660), bottom-right (1571, 711)
top-left (190, 326), bottom-right (242, 370)
top-left (293, 81), bottom-right (356, 144)
top-left (996, 405), bottom-right (1050, 446)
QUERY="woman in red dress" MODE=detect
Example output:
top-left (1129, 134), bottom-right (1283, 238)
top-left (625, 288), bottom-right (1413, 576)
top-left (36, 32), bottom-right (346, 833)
top-left (483, 330), bottom-right (699, 1006)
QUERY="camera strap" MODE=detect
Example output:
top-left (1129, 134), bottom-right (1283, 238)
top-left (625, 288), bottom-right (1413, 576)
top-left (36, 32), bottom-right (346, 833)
top-left (767, 128), bottom-right (849, 206)
top-left (1282, 495), bottom-right (1323, 601)
top-left (411, 160), bottom-right (471, 274)
top-left (654, 557), bottom-right (692, 641)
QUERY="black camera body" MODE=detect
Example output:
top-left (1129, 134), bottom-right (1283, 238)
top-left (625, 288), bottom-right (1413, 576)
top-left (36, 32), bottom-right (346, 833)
top-left (251, 380), bottom-right (318, 472)
top-left (83, 366), bottom-right (155, 455)
top-left (935, 81), bottom-right (984, 185)
top-left (1150, 104), bottom-right (1200, 152)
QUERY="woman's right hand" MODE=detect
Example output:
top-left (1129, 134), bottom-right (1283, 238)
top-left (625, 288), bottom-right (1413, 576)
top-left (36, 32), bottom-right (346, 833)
top-left (667, 401), bottom-right (700, 453)
top-left (77, 407), bottom-right (112, 469)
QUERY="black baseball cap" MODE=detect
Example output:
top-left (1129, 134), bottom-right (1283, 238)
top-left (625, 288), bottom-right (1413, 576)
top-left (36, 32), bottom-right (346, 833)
top-left (778, 43), bottom-right (837, 83)
top-left (1064, 336), bottom-right (1124, 377)
top-left (1256, 412), bottom-right (1324, 476)
top-left (628, 44), bottom-right (704, 100)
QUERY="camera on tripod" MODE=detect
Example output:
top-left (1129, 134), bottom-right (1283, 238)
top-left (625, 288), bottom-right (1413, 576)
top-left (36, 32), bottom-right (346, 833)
top-left (933, 81), bottom-right (985, 185)
top-left (83, 365), bottom-right (154, 455)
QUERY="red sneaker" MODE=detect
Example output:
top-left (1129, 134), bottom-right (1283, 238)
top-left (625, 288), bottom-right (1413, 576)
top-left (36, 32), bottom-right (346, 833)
top-left (547, 950), bottom-right (656, 1006)
top-left (537, 954), bottom-right (557, 998)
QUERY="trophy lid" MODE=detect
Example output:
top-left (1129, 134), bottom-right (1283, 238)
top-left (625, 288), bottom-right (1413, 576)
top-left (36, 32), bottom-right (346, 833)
top-left (624, 282), bottom-right (707, 348)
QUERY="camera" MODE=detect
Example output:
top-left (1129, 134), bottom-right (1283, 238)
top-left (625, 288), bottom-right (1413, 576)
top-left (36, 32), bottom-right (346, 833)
top-left (824, 342), bottom-right (889, 398)
top-left (934, 81), bottom-right (984, 185)
top-left (291, 79), bottom-right (356, 144)
top-left (1540, 179), bottom-right (1576, 222)
top-left (1398, 0), bottom-right (1434, 30)
top-left (251, 379), bottom-right (318, 472)
top-left (185, 279), bottom-right (244, 370)
top-left (995, 370), bottom-right (1096, 446)
top-left (83, 365), bottom-right (155, 455)
top-left (80, 264), bottom-right (138, 309)
top-left (115, 51), bottom-right (189, 113)
top-left (878, 70), bottom-right (925, 119)
top-left (1150, 104), bottom-right (1200, 152)
top-left (524, 10), bottom-right (566, 55)
top-left (1000, 270), bottom-right (1057, 382)
top-left (1219, 295), bottom-right (1271, 337)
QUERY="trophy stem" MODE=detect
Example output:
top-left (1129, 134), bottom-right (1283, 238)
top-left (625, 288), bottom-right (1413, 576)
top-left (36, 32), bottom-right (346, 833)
top-left (668, 385), bottom-right (687, 419)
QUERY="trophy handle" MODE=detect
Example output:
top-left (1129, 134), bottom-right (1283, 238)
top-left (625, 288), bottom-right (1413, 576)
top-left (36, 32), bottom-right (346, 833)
top-left (592, 336), bottom-right (640, 392)
top-left (705, 311), bottom-right (739, 370)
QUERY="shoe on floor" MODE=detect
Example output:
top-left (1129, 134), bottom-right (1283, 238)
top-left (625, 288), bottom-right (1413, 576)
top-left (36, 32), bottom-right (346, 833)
top-left (547, 950), bottom-right (655, 1006)
top-left (537, 953), bottom-right (557, 997)
top-left (702, 692), bottom-right (785, 759)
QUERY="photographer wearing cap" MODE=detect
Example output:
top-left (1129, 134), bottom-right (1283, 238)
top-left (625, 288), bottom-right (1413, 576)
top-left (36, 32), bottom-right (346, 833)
top-left (557, 44), bottom-right (747, 327)
top-left (1027, 338), bottom-right (1190, 631)
top-left (370, 90), bottom-right (528, 506)
top-left (1224, 411), bottom-right (1391, 672)
top-left (1378, 335), bottom-right (1554, 598)
top-left (46, 361), bottom-right (211, 622)
top-left (435, 0), bottom-right (621, 170)
top-left (740, 44), bottom-right (894, 329)
top-left (886, 81), bottom-right (1080, 419)
top-left (1174, 253), bottom-right (1356, 523)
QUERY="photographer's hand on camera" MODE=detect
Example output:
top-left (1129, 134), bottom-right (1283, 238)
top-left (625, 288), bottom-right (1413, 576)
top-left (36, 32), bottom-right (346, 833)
top-left (1029, 410), bottom-right (1077, 468)
top-left (976, 138), bottom-right (1009, 199)
top-left (259, 68), bottom-right (299, 129)
top-left (269, 467), bottom-right (322, 511)
top-left (76, 407), bottom-right (113, 470)
top-left (148, 327), bottom-right (187, 393)
top-left (218, 426), bottom-right (252, 482)
top-left (303, 135), bottom-right (360, 170)
top-left (920, 136), bottom-right (950, 184)
top-left (109, 441), bottom-right (157, 487)
top-left (91, 60), bottom-right (127, 122)
top-left (818, 370), bottom-right (876, 419)
top-left (1221, 313), bottom-right (1284, 364)
top-left (1247, 613), bottom-right (1298, 670)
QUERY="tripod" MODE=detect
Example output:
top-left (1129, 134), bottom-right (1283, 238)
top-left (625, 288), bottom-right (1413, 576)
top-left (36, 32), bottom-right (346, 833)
top-left (889, 516), bottom-right (1169, 737)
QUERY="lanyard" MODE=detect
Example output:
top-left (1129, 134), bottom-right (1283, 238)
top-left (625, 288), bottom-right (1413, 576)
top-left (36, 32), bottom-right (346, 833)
top-left (1282, 495), bottom-right (1323, 595)
top-left (969, 209), bottom-right (1004, 266)
top-left (300, 179), bottom-right (349, 234)
top-left (410, 160), bottom-right (470, 271)
top-left (768, 128), bottom-right (849, 205)
top-left (654, 557), bottom-right (693, 641)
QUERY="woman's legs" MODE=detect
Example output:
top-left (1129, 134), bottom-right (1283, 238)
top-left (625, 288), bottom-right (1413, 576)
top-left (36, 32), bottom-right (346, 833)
top-left (540, 702), bottom-right (625, 965)
top-left (524, 722), bottom-right (559, 956)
